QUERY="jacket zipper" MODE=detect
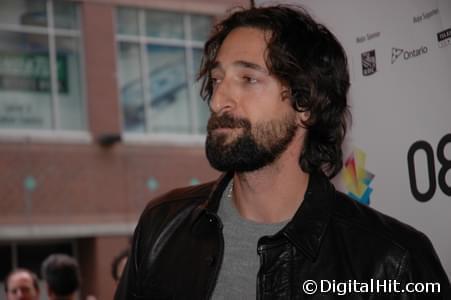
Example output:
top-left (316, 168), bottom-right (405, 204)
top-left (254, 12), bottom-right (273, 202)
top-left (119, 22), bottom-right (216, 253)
top-left (257, 244), bottom-right (264, 300)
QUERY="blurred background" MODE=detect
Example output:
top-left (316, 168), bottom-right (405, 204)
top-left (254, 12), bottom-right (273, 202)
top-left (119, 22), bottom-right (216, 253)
top-left (0, 0), bottom-right (247, 299)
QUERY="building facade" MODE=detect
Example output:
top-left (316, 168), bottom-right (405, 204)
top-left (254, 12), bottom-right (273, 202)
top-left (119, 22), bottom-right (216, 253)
top-left (0, 0), bottom-right (247, 299)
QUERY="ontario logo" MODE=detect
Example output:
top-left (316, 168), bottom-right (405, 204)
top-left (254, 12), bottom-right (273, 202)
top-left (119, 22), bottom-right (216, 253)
top-left (391, 46), bottom-right (428, 64)
top-left (342, 148), bottom-right (375, 205)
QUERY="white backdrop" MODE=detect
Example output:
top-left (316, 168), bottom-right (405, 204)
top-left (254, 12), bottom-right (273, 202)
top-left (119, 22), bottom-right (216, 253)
top-left (257, 0), bottom-right (451, 279)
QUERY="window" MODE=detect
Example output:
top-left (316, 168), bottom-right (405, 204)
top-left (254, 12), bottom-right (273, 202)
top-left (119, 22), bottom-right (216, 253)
top-left (116, 7), bottom-right (213, 135)
top-left (0, 245), bottom-right (12, 282)
top-left (0, 0), bottom-right (85, 131)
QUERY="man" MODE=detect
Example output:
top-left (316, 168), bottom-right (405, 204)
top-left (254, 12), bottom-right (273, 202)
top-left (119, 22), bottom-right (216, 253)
top-left (115, 5), bottom-right (450, 299)
top-left (41, 254), bottom-right (81, 300)
top-left (4, 269), bottom-right (39, 300)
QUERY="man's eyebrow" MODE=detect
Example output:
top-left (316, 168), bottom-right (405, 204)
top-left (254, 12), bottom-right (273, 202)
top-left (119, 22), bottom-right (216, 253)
top-left (234, 60), bottom-right (268, 73)
top-left (210, 60), bottom-right (268, 74)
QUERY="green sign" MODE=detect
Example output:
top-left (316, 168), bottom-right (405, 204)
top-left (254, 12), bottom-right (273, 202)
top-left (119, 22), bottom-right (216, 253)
top-left (0, 53), bottom-right (68, 93)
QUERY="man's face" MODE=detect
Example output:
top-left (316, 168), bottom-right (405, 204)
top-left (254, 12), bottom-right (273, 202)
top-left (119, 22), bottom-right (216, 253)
top-left (6, 272), bottom-right (39, 300)
top-left (206, 27), bottom-right (299, 172)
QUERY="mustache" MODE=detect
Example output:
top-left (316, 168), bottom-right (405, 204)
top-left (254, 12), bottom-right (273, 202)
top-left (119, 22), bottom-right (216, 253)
top-left (207, 113), bottom-right (251, 131)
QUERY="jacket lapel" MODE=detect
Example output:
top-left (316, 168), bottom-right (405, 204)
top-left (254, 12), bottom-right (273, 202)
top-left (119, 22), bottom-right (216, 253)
top-left (283, 172), bottom-right (334, 261)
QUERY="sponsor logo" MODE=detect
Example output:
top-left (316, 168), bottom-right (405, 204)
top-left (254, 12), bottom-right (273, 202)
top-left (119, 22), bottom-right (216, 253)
top-left (413, 8), bottom-right (439, 23)
top-left (356, 31), bottom-right (381, 44)
top-left (342, 148), bottom-right (375, 205)
top-left (391, 48), bottom-right (404, 64)
top-left (361, 50), bottom-right (376, 76)
top-left (391, 46), bottom-right (428, 64)
top-left (437, 28), bottom-right (451, 48)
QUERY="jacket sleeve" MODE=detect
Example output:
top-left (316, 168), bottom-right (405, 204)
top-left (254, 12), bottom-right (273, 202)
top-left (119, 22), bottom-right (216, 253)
top-left (393, 233), bottom-right (451, 299)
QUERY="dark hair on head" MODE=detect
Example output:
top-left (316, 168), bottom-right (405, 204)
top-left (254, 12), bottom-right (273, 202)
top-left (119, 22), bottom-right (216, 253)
top-left (111, 248), bottom-right (130, 282)
top-left (4, 268), bottom-right (39, 293)
top-left (198, 5), bottom-right (350, 178)
top-left (41, 254), bottom-right (81, 296)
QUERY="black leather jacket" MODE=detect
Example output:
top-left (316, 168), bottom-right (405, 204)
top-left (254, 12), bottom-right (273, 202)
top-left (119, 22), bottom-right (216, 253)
top-left (115, 172), bottom-right (450, 299)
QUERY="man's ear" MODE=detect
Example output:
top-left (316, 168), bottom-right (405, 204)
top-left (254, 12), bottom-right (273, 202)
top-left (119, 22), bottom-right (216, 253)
top-left (296, 111), bottom-right (310, 128)
top-left (281, 86), bottom-right (291, 102)
top-left (281, 86), bottom-right (310, 127)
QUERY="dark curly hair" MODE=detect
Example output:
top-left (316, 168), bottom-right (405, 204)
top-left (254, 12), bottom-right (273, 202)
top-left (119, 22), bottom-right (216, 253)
top-left (198, 5), bottom-right (350, 178)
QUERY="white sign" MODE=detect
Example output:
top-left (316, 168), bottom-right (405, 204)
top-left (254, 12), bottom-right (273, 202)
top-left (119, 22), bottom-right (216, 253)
top-left (256, 0), bottom-right (451, 278)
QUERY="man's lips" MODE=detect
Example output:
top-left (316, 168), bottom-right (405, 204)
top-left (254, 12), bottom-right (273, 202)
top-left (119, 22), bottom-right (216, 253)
top-left (213, 127), bottom-right (233, 132)
top-left (211, 127), bottom-right (242, 133)
top-left (212, 127), bottom-right (241, 131)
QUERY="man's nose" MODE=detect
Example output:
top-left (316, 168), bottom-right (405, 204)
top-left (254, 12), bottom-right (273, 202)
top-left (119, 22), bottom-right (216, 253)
top-left (209, 80), bottom-right (236, 115)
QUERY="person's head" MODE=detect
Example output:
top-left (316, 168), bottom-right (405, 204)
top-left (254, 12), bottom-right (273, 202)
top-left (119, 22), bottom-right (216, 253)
top-left (199, 5), bottom-right (350, 178)
top-left (41, 254), bottom-right (81, 300)
top-left (4, 269), bottom-right (40, 300)
top-left (111, 248), bottom-right (129, 284)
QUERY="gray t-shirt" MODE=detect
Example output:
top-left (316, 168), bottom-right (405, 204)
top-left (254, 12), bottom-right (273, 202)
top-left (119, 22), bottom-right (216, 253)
top-left (211, 182), bottom-right (288, 299)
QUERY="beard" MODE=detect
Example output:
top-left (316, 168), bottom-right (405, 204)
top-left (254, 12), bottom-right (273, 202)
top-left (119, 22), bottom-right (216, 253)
top-left (205, 112), bottom-right (297, 172)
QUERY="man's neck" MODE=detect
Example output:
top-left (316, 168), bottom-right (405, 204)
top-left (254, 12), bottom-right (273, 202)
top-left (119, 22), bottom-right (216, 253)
top-left (231, 137), bottom-right (309, 224)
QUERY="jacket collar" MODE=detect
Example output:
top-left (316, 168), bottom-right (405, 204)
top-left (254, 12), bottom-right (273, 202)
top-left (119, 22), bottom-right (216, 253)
top-left (203, 171), bottom-right (334, 261)
top-left (282, 171), bottom-right (334, 261)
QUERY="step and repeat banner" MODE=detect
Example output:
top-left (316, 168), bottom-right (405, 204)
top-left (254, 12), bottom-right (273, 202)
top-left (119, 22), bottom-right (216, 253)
top-left (256, 0), bottom-right (451, 278)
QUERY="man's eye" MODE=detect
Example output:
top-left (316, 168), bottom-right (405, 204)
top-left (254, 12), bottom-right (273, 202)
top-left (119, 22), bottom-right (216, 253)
top-left (211, 77), bottom-right (222, 85)
top-left (243, 76), bottom-right (257, 84)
